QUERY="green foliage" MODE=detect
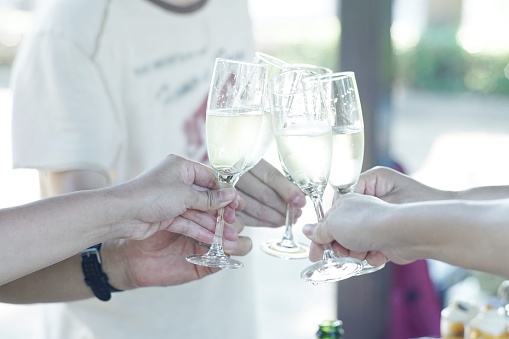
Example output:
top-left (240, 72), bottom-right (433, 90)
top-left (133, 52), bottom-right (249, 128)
top-left (255, 18), bottom-right (340, 72)
top-left (395, 25), bottom-right (509, 95)
top-left (271, 40), bottom-right (340, 72)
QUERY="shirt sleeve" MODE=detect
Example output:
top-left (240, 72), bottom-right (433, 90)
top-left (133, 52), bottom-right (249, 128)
top-left (11, 33), bottom-right (121, 176)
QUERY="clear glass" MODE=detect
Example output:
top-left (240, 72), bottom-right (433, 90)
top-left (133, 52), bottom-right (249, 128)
top-left (270, 69), bottom-right (362, 283)
top-left (255, 52), bottom-right (332, 260)
top-left (319, 72), bottom-right (385, 276)
top-left (186, 58), bottom-right (268, 269)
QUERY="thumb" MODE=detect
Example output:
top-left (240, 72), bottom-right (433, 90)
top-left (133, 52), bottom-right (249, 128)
top-left (189, 187), bottom-right (237, 211)
top-left (302, 222), bottom-right (334, 245)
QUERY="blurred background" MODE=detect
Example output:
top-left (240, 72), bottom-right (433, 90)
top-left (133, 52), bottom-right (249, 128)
top-left (1, 0), bottom-right (509, 338)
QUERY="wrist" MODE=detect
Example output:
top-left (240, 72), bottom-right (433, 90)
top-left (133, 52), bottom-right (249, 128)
top-left (80, 244), bottom-right (124, 301)
top-left (98, 240), bottom-right (136, 291)
top-left (99, 185), bottom-right (140, 240)
top-left (387, 202), bottom-right (440, 261)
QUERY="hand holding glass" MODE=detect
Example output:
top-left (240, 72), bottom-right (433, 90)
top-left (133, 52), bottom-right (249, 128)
top-left (270, 70), bottom-right (362, 283)
top-left (186, 58), bottom-right (268, 269)
top-left (254, 52), bottom-right (332, 260)
top-left (319, 72), bottom-right (385, 275)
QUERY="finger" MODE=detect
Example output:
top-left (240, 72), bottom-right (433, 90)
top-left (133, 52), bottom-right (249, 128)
top-left (302, 223), bottom-right (316, 237)
top-left (237, 170), bottom-right (287, 215)
top-left (330, 241), bottom-right (351, 257)
top-left (302, 223), bottom-right (335, 245)
top-left (166, 216), bottom-right (217, 244)
top-left (169, 210), bottom-right (237, 240)
top-left (187, 187), bottom-right (236, 212)
top-left (235, 194), bottom-right (246, 211)
top-left (248, 159), bottom-right (306, 208)
top-left (188, 160), bottom-right (220, 189)
top-left (179, 209), bottom-right (217, 232)
top-left (347, 249), bottom-right (368, 261)
top-left (236, 193), bottom-right (283, 227)
top-left (223, 236), bottom-right (252, 256)
top-left (227, 216), bottom-right (245, 234)
top-left (223, 205), bottom-right (237, 224)
top-left (308, 242), bottom-right (324, 262)
top-left (365, 251), bottom-right (389, 267)
top-left (222, 223), bottom-right (240, 241)
top-left (179, 210), bottom-right (241, 240)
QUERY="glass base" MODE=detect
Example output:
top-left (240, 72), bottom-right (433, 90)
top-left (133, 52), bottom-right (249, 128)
top-left (356, 260), bottom-right (386, 276)
top-left (186, 254), bottom-right (244, 269)
top-left (259, 239), bottom-right (309, 260)
top-left (301, 257), bottom-right (362, 284)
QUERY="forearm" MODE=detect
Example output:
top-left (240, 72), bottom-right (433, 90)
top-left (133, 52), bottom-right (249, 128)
top-left (0, 255), bottom-right (93, 303)
top-left (0, 187), bottom-right (130, 285)
top-left (384, 199), bottom-right (509, 278)
top-left (452, 185), bottom-right (509, 200)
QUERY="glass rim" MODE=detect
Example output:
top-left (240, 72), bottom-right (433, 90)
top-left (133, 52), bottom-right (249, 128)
top-left (254, 52), bottom-right (292, 69)
top-left (214, 57), bottom-right (268, 70)
top-left (317, 71), bottom-right (356, 82)
top-left (270, 69), bottom-right (321, 96)
top-left (292, 63), bottom-right (333, 74)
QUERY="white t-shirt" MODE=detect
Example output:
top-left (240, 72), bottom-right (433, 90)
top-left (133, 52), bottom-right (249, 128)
top-left (11, 0), bottom-right (258, 338)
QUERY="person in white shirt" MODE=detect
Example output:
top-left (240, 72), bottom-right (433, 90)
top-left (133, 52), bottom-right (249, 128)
top-left (9, 0), bottom-right (306, 338)
top-left (303, 166), bottom-right (509, 279)
top-left (0, 154), bottom-right (247, 288)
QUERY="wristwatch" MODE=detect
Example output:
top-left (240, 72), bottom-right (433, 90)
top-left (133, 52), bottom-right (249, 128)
top-left (80, 244), bottom-right (122, 301)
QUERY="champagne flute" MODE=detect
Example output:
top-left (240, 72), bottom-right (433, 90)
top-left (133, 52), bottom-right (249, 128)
top-left (254, 52), bottom-right (332, 260)
top-left (270, 69), bottom-right (362, 283)
top-left (186, 58), bottom-right (268, 269)
top-left (319, 72), bottom-right (385, 275)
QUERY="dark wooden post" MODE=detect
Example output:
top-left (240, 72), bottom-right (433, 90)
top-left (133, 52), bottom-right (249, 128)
top-left (337, 1), bottom-right (393, 338)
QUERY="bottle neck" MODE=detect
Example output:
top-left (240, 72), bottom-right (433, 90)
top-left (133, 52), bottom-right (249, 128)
top-left (316, 320), bottom-right (344, 339)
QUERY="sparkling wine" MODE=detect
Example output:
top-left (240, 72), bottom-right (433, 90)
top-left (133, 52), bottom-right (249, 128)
top-left (244, 109), bottom-right (274, 170)
top-left (329, 128), bottom-right (364, 192)
top-left (206, 108), bottom-right (263, 175)
top-left (275, 121), bottom-right (331, 197)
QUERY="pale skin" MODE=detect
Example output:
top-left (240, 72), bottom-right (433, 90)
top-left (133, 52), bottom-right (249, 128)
top-left (0, 157), bottom-right (304, 303)
top-left (303, 166), bottom-right (509, 279)
top-left (0, 155), bottom-right (251, 300)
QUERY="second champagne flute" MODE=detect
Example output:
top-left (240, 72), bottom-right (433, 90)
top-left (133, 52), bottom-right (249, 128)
top-left (320, 72), bottom-right (386, 275)
top-left (270, 69), bottom-right (362, 283)
top-left (255, 52), bottom-right (332, 260)
top-left (186, 58), bottom-right (268, 269)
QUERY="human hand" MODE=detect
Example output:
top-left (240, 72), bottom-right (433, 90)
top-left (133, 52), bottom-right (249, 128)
top-left (102, 222), bottom-right (252, 289)
top-left (302, 193), bottom-right (414, 267)
top-left (355, 166), bottom-right (445, 203)
top-left (235, 159), bottom-right (306, 227)
top-left (117, 154), bottom-right (244, 243)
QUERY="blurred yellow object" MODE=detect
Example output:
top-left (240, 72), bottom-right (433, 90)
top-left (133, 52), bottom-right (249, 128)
top-left (464, 308), bottom-right (509, 339)
top-left (441, 300), bottom-right (479, 339)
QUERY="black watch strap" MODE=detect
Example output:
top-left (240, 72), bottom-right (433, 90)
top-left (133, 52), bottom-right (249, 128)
top-left (80, 244), bottom-right (122, 301)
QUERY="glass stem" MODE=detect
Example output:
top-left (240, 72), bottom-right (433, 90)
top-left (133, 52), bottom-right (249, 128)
top-left (311, 196), bottom-right (336, 261)
top-left (278, 203), bottom-right (296, 247)
top-left (206, 175), bottom-right (239, 257)
top-left (207, 207), bottom-right (227, 257)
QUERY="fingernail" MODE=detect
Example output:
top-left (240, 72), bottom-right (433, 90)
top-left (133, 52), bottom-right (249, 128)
top-left (302, 224), bottom-right (314, 235)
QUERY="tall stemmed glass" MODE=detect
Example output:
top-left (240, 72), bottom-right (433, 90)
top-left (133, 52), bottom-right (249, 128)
top-left (319, 72), bottom-right (385, 275)
top-left (186, 58), bottom-right (268, 269)
top-left (270, 69), bottom-right (362, 283)
top-left (255, 52), bottom-right (332, 260)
